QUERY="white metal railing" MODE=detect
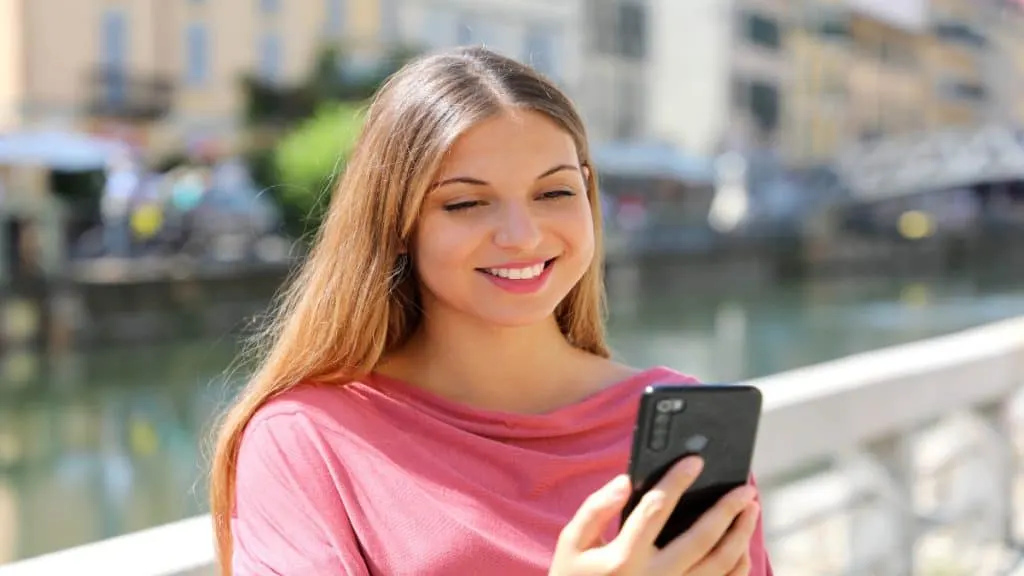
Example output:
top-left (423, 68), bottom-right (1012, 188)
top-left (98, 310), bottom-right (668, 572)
top-left (1, 315), bottom-right (1022, 576)
top-left (754, 315), bottom-right (1024, 575)
top-left (0, 515), bottom-right (214, 576)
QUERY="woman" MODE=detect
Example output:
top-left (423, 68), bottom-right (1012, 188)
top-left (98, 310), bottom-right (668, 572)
top-left (210, 46), bottom-right (773, 575)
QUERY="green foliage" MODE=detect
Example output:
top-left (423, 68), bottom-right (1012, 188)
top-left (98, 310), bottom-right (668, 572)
top-left (271, 101), bottom-right (366, 236)
top-left (239, 42), bottom-right (421, 238)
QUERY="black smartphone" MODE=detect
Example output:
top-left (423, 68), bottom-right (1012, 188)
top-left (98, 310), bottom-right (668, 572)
top-left (622, 383), bottom-right (763, 549)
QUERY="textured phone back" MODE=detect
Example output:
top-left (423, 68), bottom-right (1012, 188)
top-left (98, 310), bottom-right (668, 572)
top-left (623, 384), bottom-right (762, 548)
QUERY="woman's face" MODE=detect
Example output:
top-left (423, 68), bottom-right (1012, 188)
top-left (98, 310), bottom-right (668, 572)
top-left (412, 110), bottom-right (595, 328)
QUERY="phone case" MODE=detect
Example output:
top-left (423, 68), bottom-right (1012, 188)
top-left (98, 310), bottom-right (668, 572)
top-left (622, 384), bottom-right (762, 548)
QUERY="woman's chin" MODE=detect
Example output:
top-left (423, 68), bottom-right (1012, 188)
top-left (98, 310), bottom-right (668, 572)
top-left (470, 308), bottom-right (560, 329)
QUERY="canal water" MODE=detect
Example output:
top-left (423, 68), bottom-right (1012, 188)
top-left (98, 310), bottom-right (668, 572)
top-left (1, 273), bottom-right (1024, 563)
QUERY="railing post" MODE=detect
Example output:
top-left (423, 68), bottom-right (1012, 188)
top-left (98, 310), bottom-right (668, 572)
top-left (973, 395), bottom-right (1019, 546)
top-left (846, 433), bottom-right (917, 576)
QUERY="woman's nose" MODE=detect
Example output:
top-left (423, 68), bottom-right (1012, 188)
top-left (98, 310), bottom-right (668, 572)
top-left (493, 205), bottom-right (542, 252)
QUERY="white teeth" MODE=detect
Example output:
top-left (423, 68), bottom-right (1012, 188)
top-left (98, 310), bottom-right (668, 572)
top-left (485, 263), bottom-right (546, 280)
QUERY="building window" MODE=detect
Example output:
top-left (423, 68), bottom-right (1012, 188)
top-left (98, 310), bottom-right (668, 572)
top-left (523, 25), bottom-right (559, 79)
top-left (587, 1), bottom-right (646, 59)
top-left (735, 77), bottom-right (781, 137)
top-left (744, 12), bottom-right (781, 51)
top-left (101, 9), bottom-right (128, 103)
top-left (259, 33), bottom-right (283, 82)
top-left (259, 0), bottom-right (280, 14)
top-left (618, 3), bottom-right (646, 59)
top-left (185, 23), bottom-right (209, 87)
top-left (749, 80), bottom-right (780, 134)
top-left (586, 1), bottom-right (617, 55)
top-left (324, 0), bottom-right (345, 38)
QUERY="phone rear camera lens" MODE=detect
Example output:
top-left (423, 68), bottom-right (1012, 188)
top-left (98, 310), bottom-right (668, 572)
top-left (656, 399), bottom-right (684, 413)
top-left (654, 413), bottom-right (670, 425)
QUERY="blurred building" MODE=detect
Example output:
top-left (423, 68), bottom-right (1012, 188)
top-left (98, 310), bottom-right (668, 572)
top-left (787, 0), bottom-right (1024, 165)
top-left (577, 0), bottom-right (648, 144)
top-left (788, 0), bottom-right (931, 163)
top-left (787, 2), bottom-right (854, 163)
top-left (0, 0), bottom-right (388, 154)
top-left (926, 0), bottom-right (993, 128)
top-left (643, 0), bottom-right (790, 156)
top-left (394, 0), bottom-right (582, 106)
top-left (727, 0), bottom-right (792, 150)
top-left (989, 0), bottom-right (1024, 124)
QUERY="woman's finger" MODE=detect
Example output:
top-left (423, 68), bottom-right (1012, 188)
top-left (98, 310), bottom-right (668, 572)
top-left (660, 485), bottom-right (757, 572)
top-left (614, 457), bottom-right (704, 552)
top-left (557, 474), bottom-right (632, 551)
top-left (688, 503), bottom-right (760, 576)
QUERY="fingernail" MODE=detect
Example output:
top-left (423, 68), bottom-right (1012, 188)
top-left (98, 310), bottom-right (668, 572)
top-left (738, 486), bottom-right (757, 502)
top-left (679, 456), bottom-right (704, 475)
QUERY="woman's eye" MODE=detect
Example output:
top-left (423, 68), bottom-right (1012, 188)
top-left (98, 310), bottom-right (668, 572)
top-left (443, 200), bottom-right (482, 212)
top-left (540, 189), bottom-right (575, 200)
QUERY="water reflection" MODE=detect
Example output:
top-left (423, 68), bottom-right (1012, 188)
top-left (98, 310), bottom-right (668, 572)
top-left (1, 275), bottom-right (1024, 562)
top-left (0, 343), bottom-right (239, 561)
top-left (606, 277), bottom-right (1024, 381)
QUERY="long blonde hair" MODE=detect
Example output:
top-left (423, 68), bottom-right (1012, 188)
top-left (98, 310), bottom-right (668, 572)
top-left (209, 46), bottom-right (610, 573)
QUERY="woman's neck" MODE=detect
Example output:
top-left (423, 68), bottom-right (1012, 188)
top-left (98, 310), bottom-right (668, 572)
top-left (380, 311), bottom-right (612, 414)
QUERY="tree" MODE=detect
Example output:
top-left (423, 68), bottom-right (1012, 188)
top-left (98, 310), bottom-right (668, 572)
top-left (271, 101), bottom-right (366, 237)
top-left (240, 43), bottom-right (420, 237)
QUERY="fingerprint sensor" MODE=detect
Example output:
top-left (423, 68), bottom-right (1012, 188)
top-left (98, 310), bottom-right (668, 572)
top-left (685, 434), bottom-right (708, 453)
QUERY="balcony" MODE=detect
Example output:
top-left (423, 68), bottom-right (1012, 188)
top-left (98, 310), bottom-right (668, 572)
top-left (84, 66), bottom-right (175, 122)
top-left (932, 17), bottom-right (989, 49)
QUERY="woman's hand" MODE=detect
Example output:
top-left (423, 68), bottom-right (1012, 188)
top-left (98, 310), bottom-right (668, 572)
top-left (550, 457), bottom-right (760, 575)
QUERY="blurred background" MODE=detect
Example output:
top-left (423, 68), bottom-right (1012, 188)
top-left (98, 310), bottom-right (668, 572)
top-left (1, 0), bottom-right (1024, 574)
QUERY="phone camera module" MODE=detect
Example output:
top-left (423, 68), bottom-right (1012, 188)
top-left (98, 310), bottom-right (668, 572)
top-left (649, 398), bottom-right (684, 452)
top-left (650, 430), bottom-right (668, 451)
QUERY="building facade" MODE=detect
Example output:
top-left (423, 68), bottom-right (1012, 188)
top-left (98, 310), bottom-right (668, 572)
top-left (0, 0), bottom-right (581, 154)
top-left (644, 0), bottom-right (730, 154)
top-left (0, 0), bottom-right (390, 153)
top-left (926, 0), bottom-right (992, 128)
top-left (576, 0), bottom-right (649, 144)
top-left (988, 0), bottom-right (1024, 124)
top-left (784, 0), bottom-right (1024, 165)
top-left (787, 2), bottom-right (855, 163)
top-left (729, 0), bottom-right (792, 150)
top-left (637, 0), bottom-right (792, 156)
top-left (396, 0), bottom-right (579, 89)
top-left (787, 0), bottom-right (933, 163)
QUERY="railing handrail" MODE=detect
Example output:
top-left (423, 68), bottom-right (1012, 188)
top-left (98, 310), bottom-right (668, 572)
top-left (2, 315), bottom-right (1022, 575)
top-left (0, 516), bottom-right (213, 576)
top-left (751, 315), bottom-right (1024, 480)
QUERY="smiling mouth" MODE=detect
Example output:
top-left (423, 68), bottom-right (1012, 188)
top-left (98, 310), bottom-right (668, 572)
top-left (476, 258), bottom-right (556, 280)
